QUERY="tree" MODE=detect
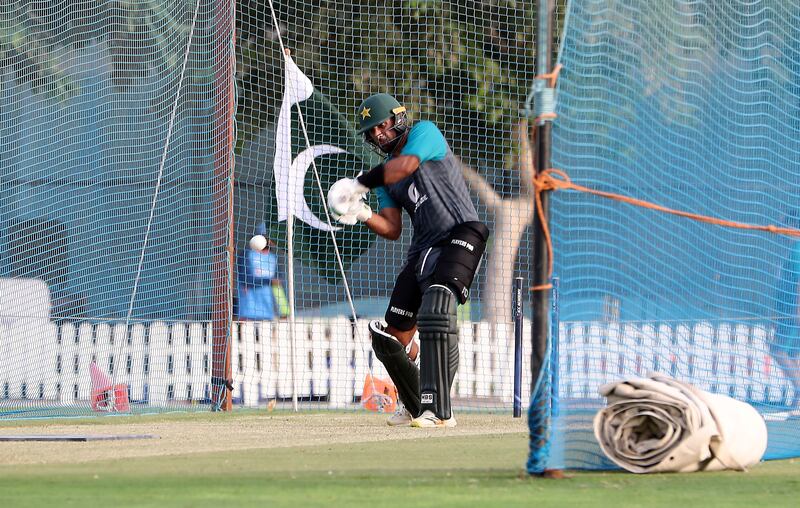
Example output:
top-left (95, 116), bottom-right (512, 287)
top-left (461, 120), bottom-right (535, 324)
top-left (1, 1), bottom-right (206, 101)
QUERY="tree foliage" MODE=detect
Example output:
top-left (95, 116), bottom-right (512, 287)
top-left (237, 0), bottom-right (553, 171)
top-left (1, 1), bottom-right (209, 100)
top-left (2, 0), bottom-right (568, 173)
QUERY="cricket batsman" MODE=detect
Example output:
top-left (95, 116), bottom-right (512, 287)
top-left (327, 93), bottom-right (489, 427)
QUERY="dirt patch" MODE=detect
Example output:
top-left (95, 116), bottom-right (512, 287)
top-left (0, 412), bottom-right (527, 465)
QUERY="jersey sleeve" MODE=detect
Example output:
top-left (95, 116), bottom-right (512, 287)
top-left (374, 185), bottom-right (398, 210)
top-left (400, 121), bottom-right (447, 163)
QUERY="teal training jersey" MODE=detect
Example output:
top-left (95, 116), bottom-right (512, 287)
top-left (377, 121), bottom-right (479, 259)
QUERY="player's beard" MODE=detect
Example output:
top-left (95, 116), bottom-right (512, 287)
top-left (378, 127), bottom-right (409, 154)
top-left (364, 123), bottom-right (409, 155)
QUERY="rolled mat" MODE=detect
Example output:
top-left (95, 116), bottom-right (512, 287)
top-left (593, 374), bottom-right (767, 473)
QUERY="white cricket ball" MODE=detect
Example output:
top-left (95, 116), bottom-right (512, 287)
top-left (249, 234), bottom-right (268, 251)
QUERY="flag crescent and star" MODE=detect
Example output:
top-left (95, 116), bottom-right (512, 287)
top-left (265, 52), bottom-right (378, 281)
top-left (274, 55), bottom-right (344, 232)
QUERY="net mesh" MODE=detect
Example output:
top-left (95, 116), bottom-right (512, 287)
top-left (0, 0), bottom-right (235, 416)
top-left (553, 0), bottom-right (800, 467)
top-left (0, 2), bottom-right (537, 419)
top-left (234, 0), bottom-right (538, 413)
top-left (7, 0), bottom-right (795, 473)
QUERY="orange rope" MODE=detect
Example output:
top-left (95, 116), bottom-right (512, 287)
top-left (532, 168), bottom-right (800, 289)
top-left (536, 63), bottom-right (563, 87)
top-left (530, 170), bottom-right (556, 292)
top-left (530, 65), bottom-right (562, 291)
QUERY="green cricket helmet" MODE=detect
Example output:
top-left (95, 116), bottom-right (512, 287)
top-left (356, 93), bottom-right (410, 153)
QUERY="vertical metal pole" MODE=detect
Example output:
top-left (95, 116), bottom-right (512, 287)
top-left (287, 216), bottom-right (298, 412)
top-left (210, 0), bottom-right (235, 411)
top-left (526, 0), bottom-right (563, 477)
top-left (513, 277), bottom-right (524, 417)
top-left (531, 0), bottom-right (554, 419)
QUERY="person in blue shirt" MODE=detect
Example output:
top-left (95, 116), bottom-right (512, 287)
top-left (237, 233), bottom-right (279, 321)
top-left (327, 93), bottom-right (489, 428)
top-left (774, 209), bottom-right (800, 407)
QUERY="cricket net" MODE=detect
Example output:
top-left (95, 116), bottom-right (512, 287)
top-left (548, 0), bottom-right (800, 468)
top-left (1, 2), bottom-right (537, 419)
top-left (0, 0), bottom-right (236, 416)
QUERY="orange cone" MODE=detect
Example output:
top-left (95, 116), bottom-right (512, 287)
top-left (89, 361), bottom-right (130, 412)
top-left (90, 361), bottom-right (112, 392)
top-left (361, 374), bottom-right (397, 413)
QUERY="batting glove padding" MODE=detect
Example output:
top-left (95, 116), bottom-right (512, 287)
top-left (327, 178), bottom-right (372, 225)
top-left (331, 202), bottom-right (373, 225)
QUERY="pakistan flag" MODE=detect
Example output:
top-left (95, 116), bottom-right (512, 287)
top-left (236, 54), bottom-right (381, 283)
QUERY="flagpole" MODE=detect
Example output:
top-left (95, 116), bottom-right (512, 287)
top-left (281, 44), bottom-right (299, 413)
top-left (287, 215), bottom-right (298, 412)
top-left (266, 15), bottom-right (376, 412)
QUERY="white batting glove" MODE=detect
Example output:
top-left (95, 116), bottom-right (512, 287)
top-left (354, 202), bottom-right (373, 222)
top-left (328, 178), bottom-right (372, 225)
top-left (327, 178), bottom-right (369, 217)
top-left (332, 201), bottom-right (373, 225)
top-left (332, 211), bottom-right (358, 225)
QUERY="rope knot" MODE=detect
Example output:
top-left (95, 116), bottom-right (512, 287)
top-left (533, 173), bottom-right (557, 193)
top-left (534, 169), bottom-right (571, 193)
top-left (531, 169), bottom-right (571, 284)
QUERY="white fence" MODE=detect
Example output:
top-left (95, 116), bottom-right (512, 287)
top-left (558, 322), bottom-right (794, 404)
top-left (0, 319), bottom-right (525, 409)
top-left (0, 318), bottom-right (794, 410)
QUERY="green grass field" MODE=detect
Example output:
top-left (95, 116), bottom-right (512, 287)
top-left (0, 411), bottom-right (798, 507)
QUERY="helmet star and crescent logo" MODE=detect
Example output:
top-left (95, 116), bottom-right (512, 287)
top-left (360, 107), bottom-right (371, 119)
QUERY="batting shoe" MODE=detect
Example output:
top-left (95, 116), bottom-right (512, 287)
top-left (410, 409), bottom-right (457, 428)
top-left (387, 402), bottom-right (413, 427)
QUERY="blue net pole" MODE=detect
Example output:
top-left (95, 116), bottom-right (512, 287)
top-left (549, 276), bottom-right (565, 469)
top-left (551, 277), bottom-right (560, 422)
